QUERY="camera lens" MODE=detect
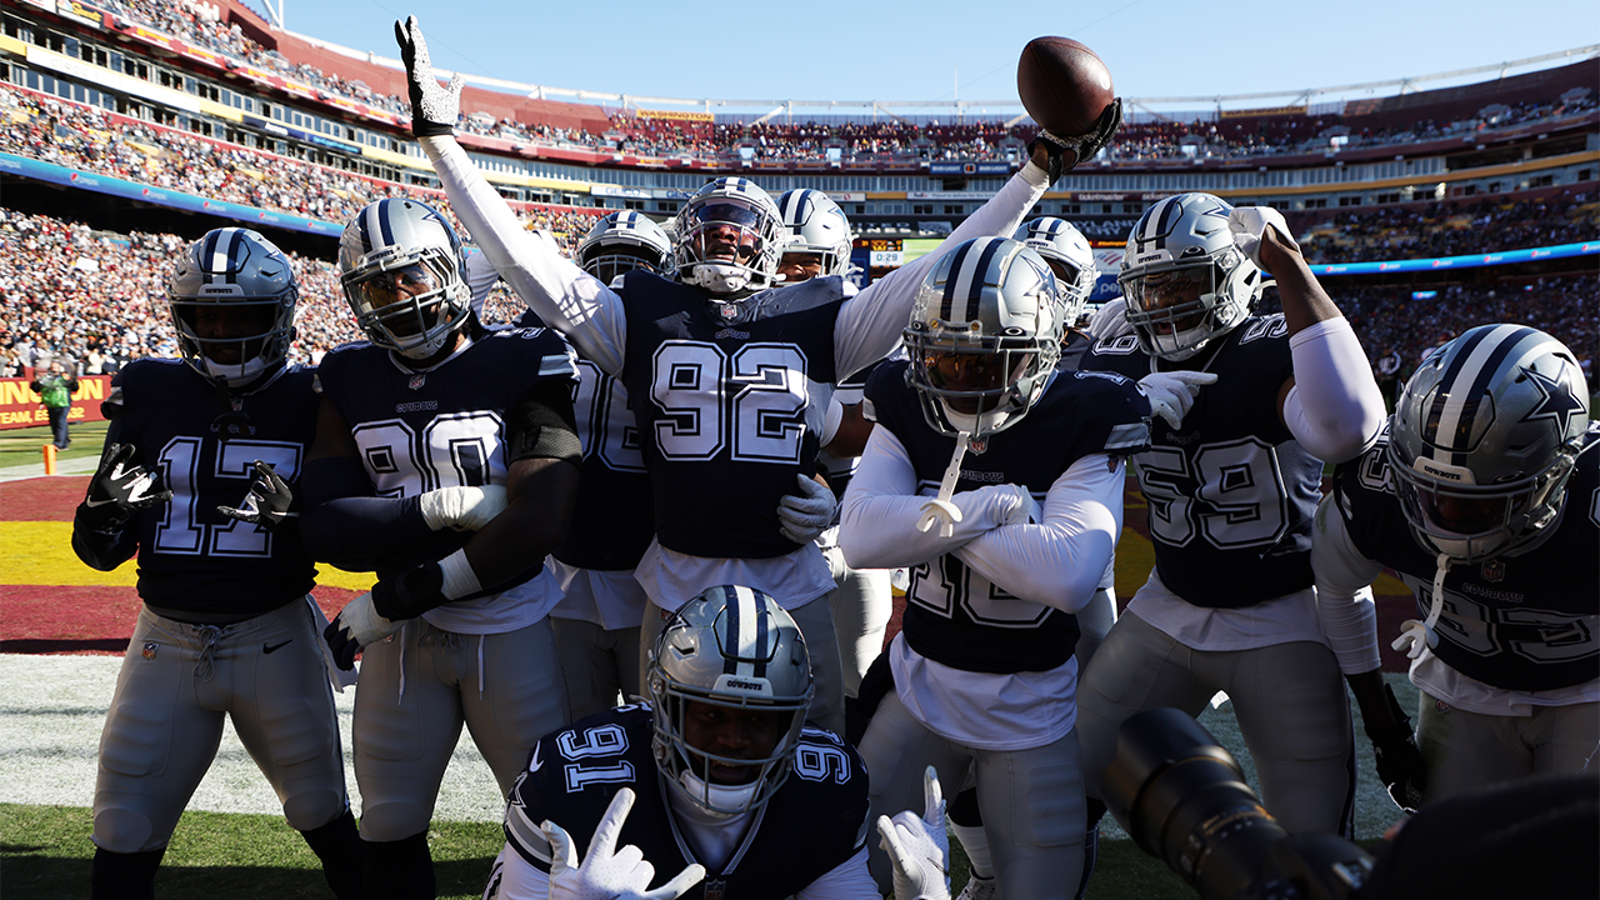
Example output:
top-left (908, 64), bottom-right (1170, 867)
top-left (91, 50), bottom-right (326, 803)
top-left (1103, 708), bottom-right (1290, 899)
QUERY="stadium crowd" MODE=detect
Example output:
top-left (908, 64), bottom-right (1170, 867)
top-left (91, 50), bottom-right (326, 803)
top-left (41, 0), bottom-right (1596, 167)
top-left (1301, 191), bottom-right (1599, 261)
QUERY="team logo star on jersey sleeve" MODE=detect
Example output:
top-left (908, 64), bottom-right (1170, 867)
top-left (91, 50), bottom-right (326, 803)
top-left (1520, 366), bottom-right (1584, 436)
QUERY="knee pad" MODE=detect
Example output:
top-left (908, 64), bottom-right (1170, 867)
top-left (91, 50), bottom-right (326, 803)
top-left (358, 801), bottom-right (436, 843)
top-left (92, 806), bottom-right (157, 855)
top-left (283, 789), bottom-right (352, 833)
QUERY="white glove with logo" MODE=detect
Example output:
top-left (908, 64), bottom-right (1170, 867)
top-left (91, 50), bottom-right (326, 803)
top-left (1227, 206), bottom-right (1300, 269)
top-left (1087, 296), bottom-right (1132, 342)
top-left (1139, 371), bottom-right (1219, 429)
top-left (543, 788), bottom-right (706, 900)
top-left (877, 766), bottom-right (950, 900)
top-left (778, 473), bottom-right (837, 544)
top-left (323, 592), bottom-right (404, 670)
top-left (418, 485), bottom-right (508, 532)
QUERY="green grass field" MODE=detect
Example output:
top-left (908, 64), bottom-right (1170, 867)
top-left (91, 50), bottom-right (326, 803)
top-left (1, 677), bottom-right (1412, 900)
top-left (0, 421), bottom-right (110, 470)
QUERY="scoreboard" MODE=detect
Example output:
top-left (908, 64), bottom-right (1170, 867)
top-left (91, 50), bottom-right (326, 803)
top-left (850, 237), bottom-right (903, 287)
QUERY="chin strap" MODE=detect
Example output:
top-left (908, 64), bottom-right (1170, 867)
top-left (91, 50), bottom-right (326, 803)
top-left (1393, 551), bottom-right (1452, 660)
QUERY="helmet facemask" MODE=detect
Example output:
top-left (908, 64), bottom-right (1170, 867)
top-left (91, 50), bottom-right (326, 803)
top-left (1388, 323), bottom-right (1591, 562)
top-left (673, 181), bottom-right (784, 296)
top-left (1015, 217), bottom-right (1097, 326)
top-left (1120, 193), bottom-right (1260, 361)
top-left (905, 239), bottom-right (1063, 438)
top-left (339, 199), bottom-right (472, 362)
top-left (168, 227), bottom-right (298, 388)
top-left (577, 211), bottom-right (673, 286)
top-left (776, 189), bottom-right (853, 282)
top-left (646, 585), bottom-right (813, 818)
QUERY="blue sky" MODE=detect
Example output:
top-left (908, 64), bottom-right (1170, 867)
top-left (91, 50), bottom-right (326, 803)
top-left (280, 1), bottom-right (1598, 116)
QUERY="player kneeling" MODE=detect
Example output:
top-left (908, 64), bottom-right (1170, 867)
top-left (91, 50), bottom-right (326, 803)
top-left (486, 585), bottom-right (949, 900)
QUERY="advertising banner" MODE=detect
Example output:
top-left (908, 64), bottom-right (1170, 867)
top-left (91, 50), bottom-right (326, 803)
top-left (0, 376), bottom-right (112, 430)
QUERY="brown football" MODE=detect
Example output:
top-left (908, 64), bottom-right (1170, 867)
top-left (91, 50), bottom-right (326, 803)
top-left (1016, 36), bottom-right (1115, 137)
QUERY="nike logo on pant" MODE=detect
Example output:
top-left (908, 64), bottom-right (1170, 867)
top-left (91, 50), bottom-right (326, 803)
top-left (263, 640), bottom-right (294, 654)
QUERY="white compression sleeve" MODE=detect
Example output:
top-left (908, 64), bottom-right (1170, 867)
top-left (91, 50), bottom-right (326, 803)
top-left (1282, 317), bottom-right (1386, 463)
top-left (952, 455), bottom-right (1124, 613)
top-left (1310, 491), bottom-right (1386, 674)
top-left (839, 427), bottom-right (1017, 568)
top-left (421, 135), bottom-right (628, 375)
top-left (832, 162), bottom-right (1050, 379)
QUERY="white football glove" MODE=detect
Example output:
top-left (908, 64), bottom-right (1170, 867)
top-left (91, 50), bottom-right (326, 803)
top-left (543, 789), bottom-right (706, 900)
top-left (394, 16), bottom-right (462, 137)
top-left (877, 766), bottom-right (950, 900)
top-left (1227, 206), bottom-right (1300, 269)
top-left (418, 485), bottom-right (508, 532)
top-left (323, 592), bottom-right (404, 671)
top-left (778, 473), bottom-right (837, 544)
top-left (1138, 371), bottom-right (1219, 429)
top-left (1086, 296), bottom-right (1132, 342)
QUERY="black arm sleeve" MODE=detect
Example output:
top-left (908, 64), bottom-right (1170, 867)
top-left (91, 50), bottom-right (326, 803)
top-left (71, 513), bottom-right (139, 572)
top-left (507, 379), bottom-right (582, 466)
top-left (298, 455), bottom-right (452, 574)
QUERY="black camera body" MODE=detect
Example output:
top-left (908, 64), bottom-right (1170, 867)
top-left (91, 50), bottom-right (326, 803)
top-left (1102, 708), bottom-right (1372, 900)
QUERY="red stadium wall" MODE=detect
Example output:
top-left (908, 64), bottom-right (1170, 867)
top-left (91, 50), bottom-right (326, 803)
top-left (0, 377), bottom-right (112, 430)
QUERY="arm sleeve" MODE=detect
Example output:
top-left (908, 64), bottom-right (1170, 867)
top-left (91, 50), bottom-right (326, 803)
top-left (71, 514), bottom-right (139, 571)
top-left (420, 134), bottom-right (628, 376)
top-left (795, 847), bottom-right (884, 900)
top-left (297, 456), bottom-right (448, 572)
top-left (1282, 317), bottom-right (1386, 463)
top-left (838, 426), bottom-right (1013, 568)
top-left (952, 454), bottom-right (1124, 613)
top-left (1311, 491), bottom-right (1387, 675)
top-left (832, 163), bottom-right (1051, 378)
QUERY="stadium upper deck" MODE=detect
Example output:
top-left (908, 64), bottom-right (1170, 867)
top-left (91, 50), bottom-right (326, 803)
top-left (1, 0), bottom-right (1596, 241)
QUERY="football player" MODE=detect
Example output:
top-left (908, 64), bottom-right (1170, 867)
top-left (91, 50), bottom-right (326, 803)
top-left (774, 188), bottom-right (895, 703)
top-left (526, 210), bottom-right (672, 720)
top-left (1314, 324), bottom-right (1596, 809)
top-left (300, 198), bottom-right (582, 899)
top-left (489, 585), bottom-right (950, 900)
top-left (393, 15), bottom-right (1091, 738)
top-left (935, 216), bottom-right (1114, 900)
top-left (1075, 194), bottom-right (1389, 853)
top-left (72, 228), bottom-right (360, 900)
top-left (840, 236), bottom-right (1152, 898)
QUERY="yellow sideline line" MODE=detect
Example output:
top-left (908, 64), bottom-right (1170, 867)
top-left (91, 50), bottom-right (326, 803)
top-left (0, 522), bottom-right (376, 591)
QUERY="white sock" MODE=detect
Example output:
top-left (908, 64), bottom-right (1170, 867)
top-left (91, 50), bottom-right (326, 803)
top-left (951, 821), bottom-right (994, 880)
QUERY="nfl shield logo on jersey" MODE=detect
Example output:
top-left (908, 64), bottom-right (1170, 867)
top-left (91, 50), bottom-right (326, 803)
top-left (967, 436), bottom-right (988, 455)
top-left (703, 880), bottom-right (726, 900)
top-left (1481, 559), bottom-right (1506, 582)
top-left (408, 373), bottom-right (427, 391)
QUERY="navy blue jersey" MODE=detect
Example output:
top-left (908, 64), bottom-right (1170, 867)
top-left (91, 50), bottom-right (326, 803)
top-left (1082, 315), bottom-right (1322, 608)
top-left (506, 706), bottom-right (868, 899)
top-left (86, 360), bottom-right (318, 615)
top-left (616, 272), bottom-right (847, 559)
top-left (1333, 424), bottom-right (1599, 692)
top-left (516, 309), bottom-right (655, 572)
top-left (866, 362), bottom-right (1151, 673)
top-left (316, 328), bottom-right (579, 576)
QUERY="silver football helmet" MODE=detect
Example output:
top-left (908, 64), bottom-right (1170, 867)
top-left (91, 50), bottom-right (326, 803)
top-left (776, 189), bottom-right (852, 279)
top-left (339, 198), bottom-right (471, 360)
top-left (1014, 217), bottom-right (1098, 326)
top-left (167, 227), bottom-right (298, 387)
top-left (577, 210), bottom-right (673, 286)
top-left (647, 584), bottom-right (813, 817)
top-left (1119, 193), bottom-right (1262, 361)
top-left (1388, 324), bottom-right (1590, 562)
top-left (672, 178), bottom-right (785, 295)
top-left (904, 237), bottom-right (1064, 438)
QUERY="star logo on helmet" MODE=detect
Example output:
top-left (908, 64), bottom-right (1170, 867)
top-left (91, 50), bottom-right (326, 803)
top-left (1519, 366), bottom-right (1583, 437)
